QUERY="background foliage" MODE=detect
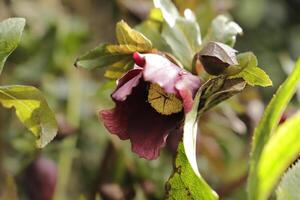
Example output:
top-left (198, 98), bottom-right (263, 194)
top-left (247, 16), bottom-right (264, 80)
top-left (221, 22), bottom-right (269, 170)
top-left (0, 0), bottom-right (299, 199)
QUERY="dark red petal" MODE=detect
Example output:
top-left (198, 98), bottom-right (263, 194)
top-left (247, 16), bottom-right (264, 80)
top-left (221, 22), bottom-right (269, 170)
top-left (100, 80), bottom-right (183, 159)
top-left (24, 157), bottom-right (57, 200)
top-left (133, 52), bottom-right (146, 67)
top-left (100, 107), bottom-right (130, 140)
top-left (175, 72), bottom-right (201, 113)
top-left (112, 68), bottom-right (143, 101)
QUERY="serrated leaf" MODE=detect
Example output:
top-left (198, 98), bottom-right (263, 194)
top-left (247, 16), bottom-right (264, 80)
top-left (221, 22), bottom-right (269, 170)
top-left (256, 111), bottom-right (300, 200)
top-left (166, 90), bottom-right (218, 200)
top-left (0, 85), bottom-right (58, 148)
top-left (229, 52), bottom-right (272, 87)
top-left (248, 58), bottom-right (300, 200)
top-left (205, 15), bottom-right (242, 47)
top-left (276, 159), bottom-right (300, 200)
top-left (0, 18), bottom-right (26, 74)
top-left (116, 20), bottom-right (152, 50)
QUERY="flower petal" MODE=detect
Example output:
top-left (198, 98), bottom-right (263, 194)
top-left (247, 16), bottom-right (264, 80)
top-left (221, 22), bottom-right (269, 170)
top-left (175, 72), bottom-right (201, 113)
top-left (112, 68), bottom-right (143, 101)
top-left (142, 53), bottom-right (181, 94)
top-left (101, 80), bottom-right (183, 159)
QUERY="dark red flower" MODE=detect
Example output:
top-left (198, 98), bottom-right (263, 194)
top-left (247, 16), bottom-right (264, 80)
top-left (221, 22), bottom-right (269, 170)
top-left (23, 156), bottom-right (57, 200)
top-left (100, 53), bottom-right (201, 160)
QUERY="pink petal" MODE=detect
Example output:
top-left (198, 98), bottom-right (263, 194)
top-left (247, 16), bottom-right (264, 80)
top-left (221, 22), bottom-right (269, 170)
top-left (142, 53), bottom-right (181, 94)
top-left (112, 68), bottom-right (143, 101)
top-left (175, 72), bottom-right (201, 113)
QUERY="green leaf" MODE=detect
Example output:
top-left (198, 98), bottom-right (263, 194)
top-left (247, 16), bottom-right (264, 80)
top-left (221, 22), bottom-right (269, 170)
top-left (0, 85), bottom-right (58, 148)
top-left (75, 21), bottom-right (152, 79)
top-left (248, 58), bottom-right (300, 200)
top-left (276, 159), bottom-right (300, 200)
top-left (161, 18), bottom-right (201, 69)
top-left (135, 11), bottom-right (172, 52)
top-left (153, 0), bottom-right (179, 26)
top-left (204, 15), bottom-right (242, 47)
top-left (198, 77), bottom-right (246, 114)
top-left (116, 20), bottom-right (152, 50)
top-left (0, 18), bottom-right (26, 74)
top-left (256, 112), bottom-right (300, 200)
top-left (166, 90), bottom-right (218, 200)
top-left (229, 52), bottom-right (272, 87)
top-left (154, 0), bottom-right (201, 69)
top-left (75, 43), bottom-right (132, 79)
top-left (236, 66), bottom-right (272, 87)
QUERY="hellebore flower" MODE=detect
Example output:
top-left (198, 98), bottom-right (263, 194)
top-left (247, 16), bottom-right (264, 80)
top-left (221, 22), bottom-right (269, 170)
top-left (100, 53), bottom-right (201, 160)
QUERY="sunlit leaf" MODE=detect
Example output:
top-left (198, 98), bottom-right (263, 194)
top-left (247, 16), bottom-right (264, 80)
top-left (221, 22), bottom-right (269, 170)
top-left (235, 66), bottom-right (272, 87)
top-left (229, 52), bottom-right (272, 87)
top-left (204, 15), bottom-right (242, 47)
top-left (116, 20), bottom-right (152, 50)
top-left (166, 90), bottom-right (218, 200)
top-left (135, 15), bottom-right (172, 53)
top-left (0, 85), bottom-right (58, 148)
top-left (276, 159), bottom-right (300, 200)
top-left (256, 112), bottom-right (300, 200)
top-left (248, 58), bottom-right (300, 200)
top-left (0, 18), bottom-right (26, 74)
top-left (153, 0), bottom-right (179, 26)
top-left (154, 0), bottom-right (201, 69)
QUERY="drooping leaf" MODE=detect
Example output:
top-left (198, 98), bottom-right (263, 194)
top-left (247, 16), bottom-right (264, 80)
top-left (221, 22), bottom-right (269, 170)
top-left (204, 15), bottom-right (243, 47)
top-left (228, 52), bottom-right (272, 87)
top-left (166, 90), bottom-right (218, 200)
top-left (276, 159), bottom-right (300, 200)
top-left (256, 111), bottom-right (300, 200)
top-left (115, 20), bottom-right (152, 50)
top-left (198, 77), bottom-right (246, 114)
top-left (248, 58), bottom-right (300, 200)
top-left (199, 42), bottom-right (238, 75)
top-left (0, 85), bottom-right (58, 148)
top-left (0, 18), bottom-right (26, 74)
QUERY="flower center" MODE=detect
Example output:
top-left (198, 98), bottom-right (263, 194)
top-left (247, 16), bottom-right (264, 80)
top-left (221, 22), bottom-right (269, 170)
top-left (148, 84), bottom-right (183, 115)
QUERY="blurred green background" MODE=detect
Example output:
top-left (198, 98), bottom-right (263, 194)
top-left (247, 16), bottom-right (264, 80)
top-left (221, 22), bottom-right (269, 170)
top-left (0, 0), bottom-right (299, 199)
